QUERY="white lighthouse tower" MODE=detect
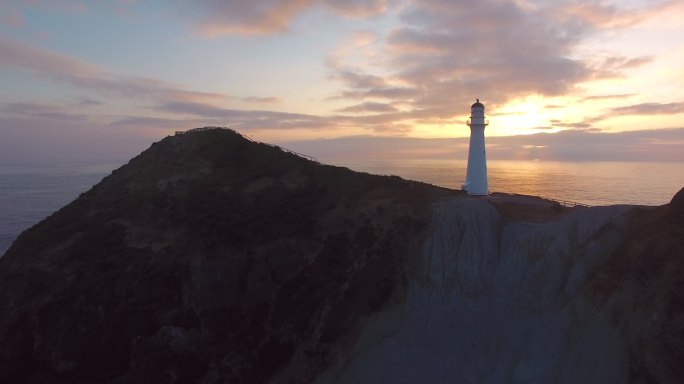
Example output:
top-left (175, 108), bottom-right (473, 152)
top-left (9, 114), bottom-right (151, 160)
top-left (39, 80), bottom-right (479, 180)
top-left (463, 99), bottom-right (489, 196)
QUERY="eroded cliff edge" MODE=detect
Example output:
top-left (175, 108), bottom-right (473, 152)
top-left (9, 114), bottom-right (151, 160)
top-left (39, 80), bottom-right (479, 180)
top-left (0, 128), bottom-right (682, 383)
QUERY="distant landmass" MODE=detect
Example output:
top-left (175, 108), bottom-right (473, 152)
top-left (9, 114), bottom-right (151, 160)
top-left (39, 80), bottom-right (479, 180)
top-left (0, 127), bottom-right (682, 383)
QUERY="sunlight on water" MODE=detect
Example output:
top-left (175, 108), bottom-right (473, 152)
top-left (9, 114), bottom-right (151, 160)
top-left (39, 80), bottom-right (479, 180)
top-left (334, 159), bottom-right (684, 207)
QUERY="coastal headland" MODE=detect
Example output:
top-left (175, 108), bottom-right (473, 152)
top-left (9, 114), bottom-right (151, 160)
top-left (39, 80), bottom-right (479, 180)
top-left (1, 128), bottom-right (682, 383)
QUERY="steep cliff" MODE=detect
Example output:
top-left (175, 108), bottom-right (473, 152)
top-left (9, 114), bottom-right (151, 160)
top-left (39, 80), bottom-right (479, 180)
top-left (0, 127), bottom-right (682, 383)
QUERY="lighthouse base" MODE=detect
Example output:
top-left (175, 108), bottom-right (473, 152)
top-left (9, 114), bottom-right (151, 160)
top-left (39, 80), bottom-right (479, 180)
top-left (462, 184), bottom-right (489, 197)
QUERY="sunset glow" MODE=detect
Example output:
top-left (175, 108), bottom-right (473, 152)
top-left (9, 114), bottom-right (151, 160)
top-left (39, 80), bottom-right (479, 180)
top-left (1, 0), bottom-right (683, 162)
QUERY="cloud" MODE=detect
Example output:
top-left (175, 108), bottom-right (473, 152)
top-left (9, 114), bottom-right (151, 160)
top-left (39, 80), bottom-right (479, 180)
top-left (332, 69), bottom-right (389, 89)
top-left (1, 37), bottom-right (406, 136)
top-left (326, 0), bottom-right (679, 131)
top-left (154, 101), bottom-right (333, 130)
top-left (551, 1), bottom-right (681, 29)
top-left (109, 116), bottom-right (212, 132)
top-left (490, 111), bottom-right (526, 117)
top-left (552, 121), bottom-right (593, 129)
top-left (337, 87), bottom-right (418, 101)
top-left (151, 100), bottom-right (417, 134)
top-left (0, 0), bottom-right (88, 28)
top-left (590, 55), bottom-right (653, 78)
top-left (0, 36), bottom-right (99, 76)
top-left (583, 94), bottom-right (636, 101)
top-left (77, 97), bottom-right (104, 106)
top-left (276, 135), bottom-right (465, 159)
top-left (611, 102), bottom-right (684, 115)
top-left (3, 0), bottom-right (682, 155)
top-left (323, 0), bottom-right (388, 17)
top-left (0, 115), bottom-right (146, 164)
top-left (497, 127), bottom-right (684, 161)
top-left (175, 0), bottom-right (678, 38)
top-left (349, 30), bottom-right (378, 47)
top-left (241, 96), bottom-right (283, 105)
top-left (1, 102), bottom-right (89, 122)
top-left (337, 102), bottom-right (398, 113)
top-left (173, 0), bottom-right (388, 36)
top-left (548, 115), bottom-right (605, 130)
top-left (280, 127), bottom-right (684, 162)
top-left (331, 0), bottom-right (594, 124)
top-left (0, 36), bottom-right (228, 103)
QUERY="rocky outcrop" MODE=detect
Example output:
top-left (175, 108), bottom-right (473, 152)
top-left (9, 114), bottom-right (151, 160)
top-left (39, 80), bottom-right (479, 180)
top-left (0, 128), bottom-right (682, 383)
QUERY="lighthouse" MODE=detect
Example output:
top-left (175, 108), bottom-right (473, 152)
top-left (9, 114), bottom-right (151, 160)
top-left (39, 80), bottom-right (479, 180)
top-left (463, 99), bottom-right (489, 196)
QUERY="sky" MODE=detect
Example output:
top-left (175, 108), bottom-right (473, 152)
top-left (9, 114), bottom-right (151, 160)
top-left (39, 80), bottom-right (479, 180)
top-left (1, 0), bottom-right (683, 163)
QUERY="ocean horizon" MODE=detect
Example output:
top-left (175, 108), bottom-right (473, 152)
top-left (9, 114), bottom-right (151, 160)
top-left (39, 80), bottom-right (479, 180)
top-left (1, 159), bottom-right (683, 256)
top-left (334, 158), bottom-right (684, 206)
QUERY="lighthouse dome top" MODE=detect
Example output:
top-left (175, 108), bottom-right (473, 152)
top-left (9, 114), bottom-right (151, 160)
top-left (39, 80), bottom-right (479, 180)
top-left (471, 98), bottom-right (484, 108)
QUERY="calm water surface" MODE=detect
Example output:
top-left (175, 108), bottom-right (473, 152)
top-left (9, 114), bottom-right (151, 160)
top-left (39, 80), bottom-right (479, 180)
top-left (334, 159), bottom-right (684, 207)
top-left (0, 163), bottom-right (122, 256)
top-left (1, 160), bottom-right (683, 256)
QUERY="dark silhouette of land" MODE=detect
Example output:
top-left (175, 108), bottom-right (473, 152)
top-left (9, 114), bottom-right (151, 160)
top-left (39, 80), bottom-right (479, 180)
top-left (0, 128), bottom-right (682, 383)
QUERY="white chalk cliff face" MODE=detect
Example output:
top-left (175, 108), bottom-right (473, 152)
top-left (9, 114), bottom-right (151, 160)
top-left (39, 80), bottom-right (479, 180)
top-left (317, 198), bottom-right (633, 384)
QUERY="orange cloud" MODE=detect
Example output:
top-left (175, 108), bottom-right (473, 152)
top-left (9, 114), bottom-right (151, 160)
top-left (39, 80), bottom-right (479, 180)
top-left (324, 0), bottom-right (680, 135)
top-left (555, 1), bottom-right (681, 29)
top-left (177, 0), bottom-right (387, 37)
top-left (611, 102), bottom-right (684, 115)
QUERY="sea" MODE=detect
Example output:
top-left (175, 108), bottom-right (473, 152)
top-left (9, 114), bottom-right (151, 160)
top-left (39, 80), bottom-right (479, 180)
top-left (1, 160), bottom-right (683, 256)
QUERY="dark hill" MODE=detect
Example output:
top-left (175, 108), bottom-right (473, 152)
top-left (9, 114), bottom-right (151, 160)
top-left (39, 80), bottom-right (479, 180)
top-left (0, 128), bottom-right (456, 383)
top-left (0, 127), bottom-right (682, 383)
